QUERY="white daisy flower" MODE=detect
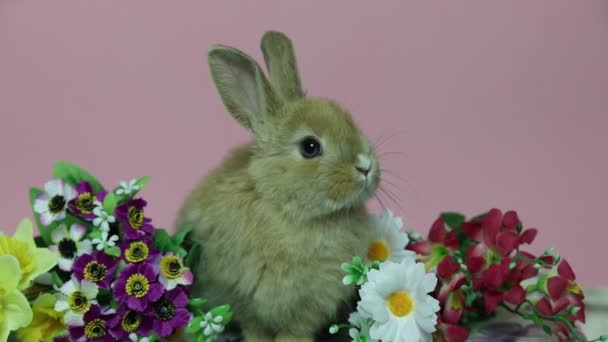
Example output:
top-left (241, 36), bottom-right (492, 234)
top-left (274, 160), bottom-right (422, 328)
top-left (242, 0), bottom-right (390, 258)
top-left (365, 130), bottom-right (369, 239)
top-left (116, 179), bottom-right (141, 196)
top-left (91, 230), bottom-right (119, 251)
top-left (92, 200), bottom-right (115, 232)
top-left (367, 209), bottom-right (415, 263)
top-left (55, 277), bottom-right (99, 326)
top-left (48, 223), bottom-right (93, 271)
top-left (357, 256), bottom-right (440, 342)
top-left (348, 312), bottom-right (377, 342)
top-left (33, 179), bottom-right (77, 226)
top-left (200, 311), bottom-right (225, 340)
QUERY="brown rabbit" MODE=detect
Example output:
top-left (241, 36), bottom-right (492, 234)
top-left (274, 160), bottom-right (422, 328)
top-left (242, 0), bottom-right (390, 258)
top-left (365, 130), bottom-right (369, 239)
top-left (176, 31), bottom-right (380, 342)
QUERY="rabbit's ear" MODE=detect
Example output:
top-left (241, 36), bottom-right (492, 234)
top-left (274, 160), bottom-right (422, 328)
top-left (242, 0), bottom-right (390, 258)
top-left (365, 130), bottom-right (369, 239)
top-left (260, 31), bottom-right (305, 102)
top-left (208, 45), bottom-right (281, 132)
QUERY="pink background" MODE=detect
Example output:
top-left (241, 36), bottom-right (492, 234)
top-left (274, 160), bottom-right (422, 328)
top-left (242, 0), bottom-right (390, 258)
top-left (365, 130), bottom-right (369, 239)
top-left (1, 1), bottom-right (607, 286)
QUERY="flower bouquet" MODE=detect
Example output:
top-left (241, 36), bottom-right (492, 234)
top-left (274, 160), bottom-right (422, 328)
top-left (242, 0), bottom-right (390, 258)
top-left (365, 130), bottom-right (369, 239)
top-left (1, 161), bottom-right (231, 342)
top-left (331, 209), bottom-right (607, 342)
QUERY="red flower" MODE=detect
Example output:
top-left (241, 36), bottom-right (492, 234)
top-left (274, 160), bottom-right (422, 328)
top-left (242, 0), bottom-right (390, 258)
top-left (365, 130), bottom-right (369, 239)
top-left (546, 259), bottom-right (586, 322)
top-left (434, 317), bottom-right (470, 342)
top-left (408, 217), bottom-right (460, 256)
top-left (463, 209), bottom-right (524, 263)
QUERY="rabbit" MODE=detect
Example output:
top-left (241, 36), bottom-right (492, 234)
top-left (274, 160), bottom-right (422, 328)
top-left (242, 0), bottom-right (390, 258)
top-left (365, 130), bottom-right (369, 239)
top-left (176, 31), bottom-right (381, 342)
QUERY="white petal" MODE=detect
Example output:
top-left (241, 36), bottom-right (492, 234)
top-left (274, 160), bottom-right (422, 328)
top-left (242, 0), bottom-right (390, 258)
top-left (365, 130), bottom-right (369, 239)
top-left (70, 223), bottom-right (88, 241)
top-left (51, 224), bottom-right (69, 243)
top-left (58, 258), bottom-right (74, 271)
top-left (33, 196), bottom-right (50, 214)
top-left (93, 218), bottom-right (102, 226)
top-left (116, 189), bottom-right (125, 195)
top-left (107, 216), bottom-right (116, 223)
top-left (60, 278), bottom-right (78, 295)
top-left (212, 315), bottom-right (223, 323)
top-left (45, 180), bottom-right (64, 196)
top-left (80, 280), bottom-right (99, 299)
top-left (63, 184), bottom-right (78, 201)
top-left (55, 296), bottom-right (70, 311)
top-left (64, 311), bottom-right (85, 326)
top-left (78, 240), bottom-right (93, 255)
top-left (204, 325), bottom-right (213, 336)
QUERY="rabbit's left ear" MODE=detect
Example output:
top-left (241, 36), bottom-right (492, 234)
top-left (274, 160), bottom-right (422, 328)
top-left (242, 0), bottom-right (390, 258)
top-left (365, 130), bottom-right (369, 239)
top-left (260, 31), bottom-right (305, 102)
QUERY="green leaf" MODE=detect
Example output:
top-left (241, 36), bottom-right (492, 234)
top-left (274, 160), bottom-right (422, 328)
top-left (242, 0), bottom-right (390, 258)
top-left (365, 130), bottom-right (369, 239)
top-left (186, 316), bottom-right (203, 334)
top-left (105, 246), bottom-right (121, 257)
top-left (542, 325), bottom-right (552, 335)
top-left (210, 304), bottom-right (233, 325)
top-left (136, 176), bottom-right (151, 189)
top-left (440, 212), bottom-right (466, 230)
top-left (184, 243), bottom-right (202, 270)
top-left (188, 298), bottom-right (208, 309)
top-left (153, 229), bottom-right (173, 252)
top-left (173, 226), bottom-right (192, 246)
top-left (196, 335), bottom-right (206, 342)
top-left (29, 187), bottom-right (58, 245)
top-left (102, 192), bottom-right (118, 215)
top-left (52, 160), bottom-right (104, 193)
top-left (52, 272), bottom-right (64, 287)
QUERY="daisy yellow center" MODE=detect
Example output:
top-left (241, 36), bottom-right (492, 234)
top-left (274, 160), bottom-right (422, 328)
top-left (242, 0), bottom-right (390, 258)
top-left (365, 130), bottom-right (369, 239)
top-left (48, 195), bottom-right (67, 214)
top-left (128, 206), bottom-right (144, 229)
top-left (76, 192), bottom-right (95, 214)
top-left (126, 274), bottom-right (150, 298)
top-left (368, 240), bottom-right (390, 262)
top-left (387, 291), bottom-right (414, 317)
top-left (121, 310), bottom-right (142, 333)
top-left (84, 261), bottom-right (107, 282)
top-left (68, 291), bottom-right (91, 314)
top-left (0, 236), bottom-right (34, 285)
top-left (84, 318), bottom-right (107, 339)
top-left (567, 280), bottom-right (584, 295)
top-left (125, 241), bottom-right (149, 263)
top-left (160, 255), bottom-right (183, 279)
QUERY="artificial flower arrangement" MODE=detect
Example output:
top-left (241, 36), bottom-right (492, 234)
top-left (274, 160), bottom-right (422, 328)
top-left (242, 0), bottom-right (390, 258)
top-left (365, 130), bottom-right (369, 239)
top-left (330, 209), bottom-right (607, 342)
top-left (1, 161), bottom-right (232, 342)
top-left (1, 161), bottom-right (606, 342)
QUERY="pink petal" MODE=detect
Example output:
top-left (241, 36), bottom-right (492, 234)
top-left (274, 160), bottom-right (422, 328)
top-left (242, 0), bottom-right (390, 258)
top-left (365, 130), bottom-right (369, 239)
top-left (483, 264), bottom-right (505, 291)
top-left (502, 210), bottom-right (519, 229)
top-left (442, 296), bottom-right (463, 324)
top-left (519, 228), bottom-right (538, 245)
top-left (535, 297), bottom-right (554, 315)
top-left (429, 217), bottom-right (446, 243)
top-left (548, 276), bottom-right (568, 300)
top-left (437, 257), bottom-right (459, 279)
top-left (443, 324), bottom-right (469, 342)
top-left (407, 241), bottom-right (432, 255)
top-left (504, 285), bottom-right (525, 305)
top-left (466, 256), bottom-right (485, 274)
top-left (496, 231), bottom-right (519, 255)
top-left (444, 231), bottom-right (460, 250)
top-left (461, 221), bottom-right (482, 240)
top-left (557, 259), bottom-right (576, 280)
top-left (484, 291), bottom-right (503, 314)
top-left (481, 208), bottom-right (502, 247)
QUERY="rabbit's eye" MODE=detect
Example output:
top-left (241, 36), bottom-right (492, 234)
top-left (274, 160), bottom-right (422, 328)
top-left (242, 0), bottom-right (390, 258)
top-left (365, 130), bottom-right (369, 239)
top-left (299, 137), bottom-right (322, 159)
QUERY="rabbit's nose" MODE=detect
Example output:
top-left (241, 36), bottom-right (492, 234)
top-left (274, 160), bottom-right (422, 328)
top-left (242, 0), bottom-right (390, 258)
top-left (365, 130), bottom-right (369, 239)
top-left (356, 154), bottom-right (372, 177)
top-left (356, 166), bottom-right (370, 176)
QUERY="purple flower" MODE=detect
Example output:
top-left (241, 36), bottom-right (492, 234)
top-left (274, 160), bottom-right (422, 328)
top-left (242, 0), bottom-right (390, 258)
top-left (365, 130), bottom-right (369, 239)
top-left (108, 304), bottom-right (153, 340)
top-left (73, 252), bottom-right (119, 289)
top-left (115, 198), bottom-right (154, 239)
top-left (68, 181), bottom-right (107, 220)
top-left (69, 305), bottom-right (114, 342)
top-left (120, 237), bottom-right (160, 264)
top-left (146, 287), bottom-right (192, 337)
top-left (114, 263), bottom-right (164, 312)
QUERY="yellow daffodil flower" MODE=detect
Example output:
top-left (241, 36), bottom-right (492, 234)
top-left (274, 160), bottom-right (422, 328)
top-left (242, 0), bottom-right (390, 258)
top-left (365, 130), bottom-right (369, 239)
top-left (0, 255), bottom-right (34, 342)
top-left (0, 218), bottom-right (59, 290)
top-left (16, 293), bottom-right (65, 342)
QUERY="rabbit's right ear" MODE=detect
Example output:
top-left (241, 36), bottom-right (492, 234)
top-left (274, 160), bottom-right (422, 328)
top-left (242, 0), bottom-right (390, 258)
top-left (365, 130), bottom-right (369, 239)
top-left (208, 45), bottom-right (281, 132)
top-left (260, 31), bottom-right (305, 102)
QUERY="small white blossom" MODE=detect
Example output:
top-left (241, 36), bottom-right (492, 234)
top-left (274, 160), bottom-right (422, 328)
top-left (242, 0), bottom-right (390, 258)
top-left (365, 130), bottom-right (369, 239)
top-left (91, 230), bottom-right (119, 251)
top-left (116, 179), bottom-right (141, 196)
top-left (92, 200), bottom-right (115, 232)
top-left (200, 312), bottom-right (225, 340)
top-left (129, 333), bottom-right (149, 342)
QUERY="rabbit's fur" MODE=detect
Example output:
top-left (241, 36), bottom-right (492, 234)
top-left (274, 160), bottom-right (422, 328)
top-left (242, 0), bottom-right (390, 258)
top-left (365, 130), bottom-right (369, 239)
top-left (176, 31), bottom-right (380, 342)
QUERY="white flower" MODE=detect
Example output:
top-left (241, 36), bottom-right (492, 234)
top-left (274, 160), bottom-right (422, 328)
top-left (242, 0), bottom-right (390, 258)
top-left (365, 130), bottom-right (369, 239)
top-left (91, 230), bottom-right (119, 251)
top-left (116, 179), bottom-right (141, 196)
top-left (200, 312), bottom-right (225, 340)
top-left (348, 312), bottom-right (377, 342)
top-left (367, 209), bottom-right (415, 263)
top-left (54, 277), bottom-right (99, 326)
top-left (48, 223), bottom-right (93, 271)
top-left (129, 333), bottom-right (150, 342)
top-left (33, 180), bottom-right (77, 226)
top-left (357, 256), bottom-right (440, 342)
top-left (157, 253), bottom-right (193, 290)
top-left (92, 201), bottom-right (115, 232)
